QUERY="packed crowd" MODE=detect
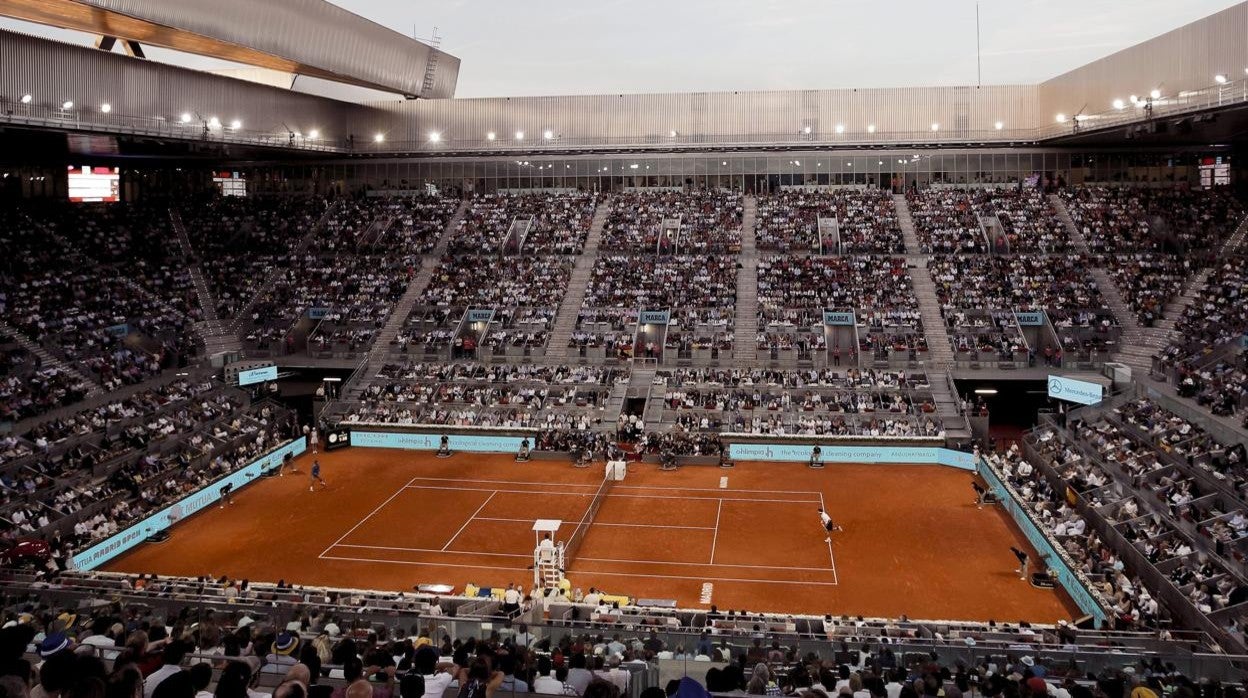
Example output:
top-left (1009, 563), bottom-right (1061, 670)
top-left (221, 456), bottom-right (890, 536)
top-left (0, 335), bottom-right (94, 423)
top-left (344, 363), bottom-right (624, 430)
top-left (601, 190), bottom-right (741, 254)
top-left (422, 257), bottom-right (572, 308)
top-left (756, 189), bottom-right (904, 254)
top-left (582, 256), bottom-right (736, 310)
top-left (182, 197), bottom-right (326, 320)
top-left (1100, 254), bottom-right (1194, 327)
top-left (447, 192), bottom-right (599, 255)
top-left (1061, 187), bottom-right (1244, 253)
top-left (971, 188), bottom-right (1071, 252)
top-left (310, 195), bottom-right (458, 256)
top-left (905, 190), bottom-right (987, 253)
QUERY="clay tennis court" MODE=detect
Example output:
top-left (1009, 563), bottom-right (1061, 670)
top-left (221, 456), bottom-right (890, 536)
top-left (102, 448), bottom-right (1077, 621)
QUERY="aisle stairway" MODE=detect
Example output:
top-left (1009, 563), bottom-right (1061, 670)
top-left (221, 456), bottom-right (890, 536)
top-left (169, 209), bottom-right (239, 355)
top-left (0, 320), bottom-right (101, 398)
top-left (1048, 194), bottom-right (1092, 254)
top-left (547, 198), bottom-right (610, 360)
top-left (732, 195), bottom-right (759, 365)
top-left (1090, 267), bottom-right (1163, 375)
top-left (908, 263), bottom-right (955, 367)
top-left (894, 194), bottom-right (921, 254)
top-left (928, 373), bottom-right (972, 441)
top-left (342, 200), bottom-right (470, 400)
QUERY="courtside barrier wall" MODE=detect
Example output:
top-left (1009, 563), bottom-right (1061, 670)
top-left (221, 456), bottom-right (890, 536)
top-left (71, 437), bottom-right (307, 571)
top-left (976, 456), bottom-right (1107, 624)
top-left (351, 430), bottom-right (526, 453)
top-left (725, 443), bottom-right (976, 470)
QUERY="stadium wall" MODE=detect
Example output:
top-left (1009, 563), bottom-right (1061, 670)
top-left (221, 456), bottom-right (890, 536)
top-left (1039, 3), bottom-right (1248, 125)
top-left (360, 85), bottom-right (1042, 149)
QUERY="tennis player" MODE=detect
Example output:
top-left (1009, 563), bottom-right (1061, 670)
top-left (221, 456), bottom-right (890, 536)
top-left (818, 508), bottom-right (842, 542)
top-left (309, 460), bottom-right (328, 491)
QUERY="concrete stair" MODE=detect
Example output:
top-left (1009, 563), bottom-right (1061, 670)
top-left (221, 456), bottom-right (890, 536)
top-left (893, 194), bottom-right (922, 255)
top-left (908, 263), bottom-right (955, 368)
top-left (732, 195), bottom-right (759, 365)
top-left (1048, 194), bottom-right (1092, 254)
top-left (1090, 267), bottom-right (1165, 374)
top-left (169, 209), bottom-right (240, 355)
top-left (0, 320), bottom-right (102, 398)
top-left (228, 201), bottom-right (341, 334)
top-left (927, 374), bottom-right (971, 440)
top-left (546, 198), bottom-right (610, 360)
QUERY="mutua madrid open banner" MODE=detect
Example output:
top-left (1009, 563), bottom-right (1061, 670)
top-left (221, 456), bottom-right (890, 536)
top-left (71, 437), bottom-right (306, 571)
top-left (351, 430), bottom-right (525, 453)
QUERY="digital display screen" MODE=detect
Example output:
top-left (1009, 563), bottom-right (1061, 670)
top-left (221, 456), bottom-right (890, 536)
top-left (237, 365), bottom-right (278, 386)
top-left (213, 171), bottom-right (247, 197)
top-left (725, 443), bottom-right (975, 470)
top-left (351, 431), bottom-right (525, 453)
top-left (67, 165), bottom-right (120, 202)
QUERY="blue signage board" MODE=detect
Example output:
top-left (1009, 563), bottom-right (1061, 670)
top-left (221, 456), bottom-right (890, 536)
top-left (639, 310), bottom-right (670, 325)
top-left (466, 308), bottom-right (495, 322)
top-left (308, 307), bottom-right (331, 320)
top-left (1015, 311), bottom-right (1046, 326)
top-left (1047, 375), bottom-right (1103, 405)
top-left (237, 365), bottom-right (278, 386)
top-left (725, 443), bottom-right (975, 470)
top-left (72, 438), bottom-right (307, 570)
top-left (823, 311), bottom-right (856, 326)
top-left (105, 323), bottom-right (130, 337)
top-left (351, 430), bottom-right (525, 453)
top-left (977, 457), bottom-right (1107, 623)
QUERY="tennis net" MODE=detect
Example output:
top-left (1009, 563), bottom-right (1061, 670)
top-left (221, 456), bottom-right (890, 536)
top-left (562, 475), bottom-right (615, 563)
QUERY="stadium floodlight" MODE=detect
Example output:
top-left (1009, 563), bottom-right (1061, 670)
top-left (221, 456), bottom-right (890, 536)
top-left (669, 129), bottom-right (677, 137)
top-left (834, 124), bottom-right (845, 134)
top-left (793, 160), bottom-right (801, 166)
top-left (867, 124), bottom-right (876, 133)
top-left (428, 131), bottom-right (441, 142)
top-left (486, 131), bottom-right (496, 140)
top-left (1149, 89), bottom-right (1161, 99)
top-left (994, 121), bottom-right (1004, 130)
top-left (1112, 99), bottom-right (1125, 110)
top-left (1129, 94), bottom-right (1139, 104)
top-left (721, 161), bottom-right (727, 166)
top-left (373, 133), bottom-right (385, 143)
top-left (308, 129), bottom-right (320, 139)
top-left (930, 123), bottom-right (939, 131)
top-left (19, 94), bottom-right (32, 104)
top-left (230, 119), bottom-right (242, 130)
top-left (846, 162), bottom-right (852, 167)
top-left (100, 103), bottom-right (111, 114)
top-left (515, 130), bottom-right (525, 140)
top-left (208, 116), bottom-right (220, 128)
top-left (1055, 113), bottom-right (1067, 123)
top-left (1215, 74), bottom-right (1228, 84)
top-left (543, 129), bottom-right (554, 140)
top-left (802, 125), bottom-right (812, 134)
top-left (629, 163), bottom-right (639, 169)
top-left (180, 112), bottom-right (192, 123)
top-left (61, 100), bottom-right (74, 110)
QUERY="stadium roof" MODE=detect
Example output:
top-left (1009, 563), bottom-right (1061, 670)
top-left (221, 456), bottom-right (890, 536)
top-left (0, 0), bottom-right (460, 98)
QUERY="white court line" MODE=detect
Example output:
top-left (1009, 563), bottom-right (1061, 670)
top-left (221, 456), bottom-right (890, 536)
top-left (709, 499), bottom-right (723, 564)
top-left (578, 556), bottom-right (838, 572)
top-left (408, 476), bottom-right (598, 489)
top-left (320, 554), bottom-right (840, 586)
top-left (442, 491), bottom-right (497, 551)
top-left (333, 543), bottom-right (529, 558)
top-left (474, 517), bottom-right (714, 531)
top-left (318, 475), bottom-right (418, 558)
top-left (819, 491), bottom-right (839, 584)
top-left (404, 484), bottom-right (817, 504)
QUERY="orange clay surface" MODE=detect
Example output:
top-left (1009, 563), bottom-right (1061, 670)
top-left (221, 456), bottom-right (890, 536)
top-left (102, 448), bottom-right (1077, 622)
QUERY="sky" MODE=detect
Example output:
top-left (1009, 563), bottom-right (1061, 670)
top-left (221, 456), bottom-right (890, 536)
top-left (0, 0), bottom-right (1240, 98)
